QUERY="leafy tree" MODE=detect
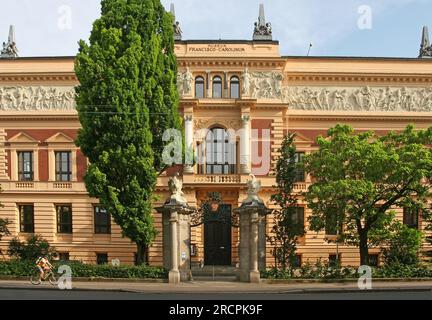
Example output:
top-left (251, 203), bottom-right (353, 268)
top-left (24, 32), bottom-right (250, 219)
top-left (0, 218), bottom-right (10, 242)
top-left (0, 187), bottom-right (10, 259)
top-left (381, 220), bottom-right (423, 266)
top-left (268, 133), bottom-right (305, 273)
top-left (303, 124), bottom-right (432, 265)
top-left (8, 234), bottom-right (57, 261)
top-left (75, 0), bottom-right (181, 264)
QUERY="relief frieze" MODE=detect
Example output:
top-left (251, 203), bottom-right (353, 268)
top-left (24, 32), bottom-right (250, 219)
top-left (0, 86), bottom-right (76, 111)
top-left (281, 86), bottom-right (432, 112)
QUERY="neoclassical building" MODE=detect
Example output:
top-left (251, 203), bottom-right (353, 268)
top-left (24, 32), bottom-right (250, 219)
top-left (1, 5), bottom-right (432, 271)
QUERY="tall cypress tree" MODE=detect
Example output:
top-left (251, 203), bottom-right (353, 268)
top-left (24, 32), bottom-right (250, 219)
top-left (268, 134), bottom-right (305, 274)
top-left (75, 0), bottom-right (181, 265)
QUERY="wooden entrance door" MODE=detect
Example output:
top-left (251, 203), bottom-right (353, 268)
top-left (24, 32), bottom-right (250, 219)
top-left (204, 204), bottom-right (232, 266)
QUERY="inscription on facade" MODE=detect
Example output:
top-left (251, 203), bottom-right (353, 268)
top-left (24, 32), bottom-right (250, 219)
top-left (188, 44), bottom-right (246, 53)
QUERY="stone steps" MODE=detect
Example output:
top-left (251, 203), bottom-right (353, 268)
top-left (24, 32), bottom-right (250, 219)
top-left (191, 266), bottom-right (238, 279)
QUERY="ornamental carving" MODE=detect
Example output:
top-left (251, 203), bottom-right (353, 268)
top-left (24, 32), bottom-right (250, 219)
top-left (281, 86), bottom-right (432, 112)
top-left (194, 118), bottom-right (242, 131)
top-left (0, 86), bottom-right (75, 111)
top-left (243, 69), bottom-right (283, 99)
top-left (177, 67), bottom-right (193, 97)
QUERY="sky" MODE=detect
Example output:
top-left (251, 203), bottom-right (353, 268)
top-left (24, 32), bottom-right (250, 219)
top-left (0, 0), bottom-right (431, 58)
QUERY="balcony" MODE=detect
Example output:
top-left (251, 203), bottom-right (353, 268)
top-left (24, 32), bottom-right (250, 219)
top-left (1, 181), bottom-right (87, 193)
top-left (193, 175), bottom-right (241, 184)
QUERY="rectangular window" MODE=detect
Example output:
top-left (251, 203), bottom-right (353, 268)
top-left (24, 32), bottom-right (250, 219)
top-left (369, 254), bottom-right (379, 267)
top-left (56, 205), bottom-right (72, 234)
top-left (94, 206), bottom-right (111, 234)
top-left (293, 152), bottom-right (305, 183)
top-left (97, 253), bottom-right (108, 265)
top-left (293, 254), bottom-right (302, 268)
top-left (19, 204), bottom-right (34, 233)
top-left (329, 254), bottom-right (342, 267)
top-left (58, 252), bottom-right (70, 262)
top-left (403, 207), bottom-right (419, 229)
top-left (18, 151), bottom-right (33, 181)
top-left (55, 151), bottom-right (72, 182)
top-left (289, 207), bottom-right (305, 232)
top-left (325, 212), bottom-right (343, 235)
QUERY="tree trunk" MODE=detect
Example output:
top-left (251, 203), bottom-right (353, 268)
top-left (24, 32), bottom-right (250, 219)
top-left (359, 230), bottom-right (369, 266)
top-left (136, 243), bottom-right (148, 266)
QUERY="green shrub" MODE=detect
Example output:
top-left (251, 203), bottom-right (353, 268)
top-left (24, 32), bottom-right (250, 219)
top-left (373, 263), bottom-right (432, 278)
top-left (0, 260), bottom-right (167, 279)
top-left (8, 234), bottom-right (57, 261)
top-left (262, 259), bottom-right (358, 279)
top-left (262, 260), bottom-right (432, 279)
top-left (381, 221), bottom-right (423, 266)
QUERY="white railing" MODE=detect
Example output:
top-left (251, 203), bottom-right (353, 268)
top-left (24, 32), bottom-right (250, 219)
top-left (293, 183), bottom-right (308, 191)
top-left (1, 181), bottom-right (86, 193)
top-left (194, 175), bottom-right (241, 184)
top-left (15, 182), bottom-right (34, 189)
top-left (53, 182), bottom-right (73, 189)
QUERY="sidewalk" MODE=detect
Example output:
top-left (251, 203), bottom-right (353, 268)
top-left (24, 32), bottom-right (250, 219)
top-left (0, 279), bottom-right (431, 294)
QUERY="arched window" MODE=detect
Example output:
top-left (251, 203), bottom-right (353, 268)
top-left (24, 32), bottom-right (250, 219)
top-left (195, 76), bottom-right (205, 98)
top-left (212, 76), bottom-right (223, 99)
top-left (230, 76), bottom-right (240, 99)
top-left (202, 127), bottom-right (236, 174)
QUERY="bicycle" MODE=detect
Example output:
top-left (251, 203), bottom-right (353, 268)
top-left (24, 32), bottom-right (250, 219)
top-left (30, 267), bottom-right (58, 285)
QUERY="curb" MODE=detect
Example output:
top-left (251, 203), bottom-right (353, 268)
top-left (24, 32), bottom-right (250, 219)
top-left (0, 284), bottom-right (431, 295)
top-left (261, 278), bottom-right (432, 284)
top-left (0, 276), bottom-right (167, 283)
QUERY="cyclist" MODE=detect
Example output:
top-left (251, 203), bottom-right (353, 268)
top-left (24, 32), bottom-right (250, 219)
top-left (35, 255), bottom-right (53, 280)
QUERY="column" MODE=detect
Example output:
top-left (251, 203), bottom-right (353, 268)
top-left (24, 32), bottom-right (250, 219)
top-left (10, 148), bottom-right (17, 181)
top-left (71, 149), bottom-right (77, 182)
top-left (249, 210), bottom-right (260, 283)
top-left (48, 149), bottom-right (55, 181)
top-left (169, 210), bottom-right (180, 284)
top-left (224, 72), bottom-right (229, 98)
top-left (162, 210), bottom-right (171, 270)
top-left (0, 129), bottom-right (8, 180)
top-left (206, 70), bottom-right (211, 98)
top-left (184, 115), bottom-right (194, 174)
top-left (238, 209), bottom-right (250, 282)
top-left (240, 115), bottom-right (251, 174)
top-left (33, 147), bottom-right (39, 181)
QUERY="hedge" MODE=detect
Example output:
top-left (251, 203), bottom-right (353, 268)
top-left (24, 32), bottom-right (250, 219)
top-left (0, 260), bottom-right (168, 279)
top-left (261, 262), bottom-right (432, 280)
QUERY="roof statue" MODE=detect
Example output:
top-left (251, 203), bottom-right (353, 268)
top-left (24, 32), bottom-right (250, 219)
top-left (253, 4), bottom-right (272, 41)
top-left (0, 25), bottom-right (18, 59)
top-left (170, 3), bottom-right (182, 41)
top-left (419, 26), bottom-right (432, 58)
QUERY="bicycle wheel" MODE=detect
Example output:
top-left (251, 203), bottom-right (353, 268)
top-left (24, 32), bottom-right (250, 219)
top-left (48, 272), bottom-right (58, 285)
top-left (30, 274), bottom-right (41, 285)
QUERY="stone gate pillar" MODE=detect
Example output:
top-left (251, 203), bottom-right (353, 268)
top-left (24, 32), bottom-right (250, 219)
top-left (156, 174), bottom-right (193, 283)
top-left (234, 175), bottom-right (271, 283)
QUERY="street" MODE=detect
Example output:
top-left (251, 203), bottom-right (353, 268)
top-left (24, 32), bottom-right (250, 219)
top-left (0, 280), bottom-right (431, 300)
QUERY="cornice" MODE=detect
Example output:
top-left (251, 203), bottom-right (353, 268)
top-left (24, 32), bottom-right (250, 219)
top-left (287, 112), bottom-right (432, 122)
top-left (0, 73), bottom-right (77, 83)
top-left (180, 98), bottom-right (286, 110)
top-left (284, 72), bottom-right (432, 85)
top-left (0, 113), bottom-right (78, 121)
top-left (178, 58), bottom-right (285, 69)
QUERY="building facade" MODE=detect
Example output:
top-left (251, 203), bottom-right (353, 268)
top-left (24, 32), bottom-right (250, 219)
top-left (1, 9), bottom-right (432, 269)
